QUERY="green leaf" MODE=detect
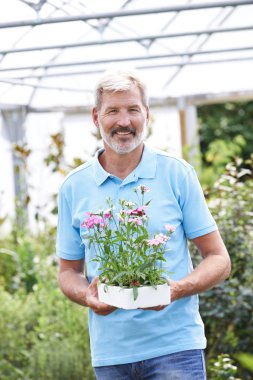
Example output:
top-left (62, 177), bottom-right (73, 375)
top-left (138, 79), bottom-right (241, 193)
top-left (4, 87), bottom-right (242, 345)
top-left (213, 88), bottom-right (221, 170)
top-left (134, 235), bottom-right (147, 244)
top-left (111, 271), bottom-right (131, 283)
top-left (137, 261), bottom-right (153, 271)
top-left (109, 238), bottom-right (122, 244)
top-left (235, 353), bottom-right (253, 372)
top-left (133, 286), bottom-right (138, 301)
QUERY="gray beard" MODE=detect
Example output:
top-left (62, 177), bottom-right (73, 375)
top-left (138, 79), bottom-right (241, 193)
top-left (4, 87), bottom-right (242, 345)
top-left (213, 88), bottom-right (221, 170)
top-left (99, 125), bottom-right (147, 155)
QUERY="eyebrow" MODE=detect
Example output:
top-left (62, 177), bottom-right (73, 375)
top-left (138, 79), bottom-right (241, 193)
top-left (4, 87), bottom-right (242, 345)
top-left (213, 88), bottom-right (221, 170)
top-left (128, 104), bottom-right (141, 108)
top-left (104, 104), bottom-right (141, 112)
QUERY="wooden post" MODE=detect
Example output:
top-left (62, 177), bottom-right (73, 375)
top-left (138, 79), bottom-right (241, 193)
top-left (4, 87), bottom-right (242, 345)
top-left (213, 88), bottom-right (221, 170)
top-left (178, 97), bottom-right (187, 159)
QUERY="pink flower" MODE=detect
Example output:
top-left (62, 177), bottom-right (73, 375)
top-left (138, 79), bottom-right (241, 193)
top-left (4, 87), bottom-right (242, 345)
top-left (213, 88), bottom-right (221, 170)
top-left (128, 217), bottom-right (142, 225)
top-left (156, 233), bottom-right (169, 243)
top-left (104, 212), bottom-right (112, 219)
top-left (165, 224), bottom-right (176, 233)
top-left (81, 214), bottom-right (106, 229)
top-left (147, 233), bottom-right (168, 246)
top-left (147, 238), bottom-right (161, 246)
top-left (130, 206), bottom-right (147, 216)
top-left (136, 185), bottom-right (150, 193)
top-left (121, 209), bottom-right (133, 215)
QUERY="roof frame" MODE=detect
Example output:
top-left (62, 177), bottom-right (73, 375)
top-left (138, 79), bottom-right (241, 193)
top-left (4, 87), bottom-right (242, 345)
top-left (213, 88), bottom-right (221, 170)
top-left (0, 25), bottom-right (252, 55)
top-left (2, 55), bottom-right (253, 82)
top-left (0, 0), bottom-right (253, 108)
top-left (0, 1), bottom-right (251, 29)
top-left (1, 45), bottom-right (253, 73)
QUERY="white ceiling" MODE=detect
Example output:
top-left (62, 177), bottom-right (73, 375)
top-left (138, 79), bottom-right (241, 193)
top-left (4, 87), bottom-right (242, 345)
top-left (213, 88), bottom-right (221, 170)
top-left (0, 0), bottom-right (253, 110)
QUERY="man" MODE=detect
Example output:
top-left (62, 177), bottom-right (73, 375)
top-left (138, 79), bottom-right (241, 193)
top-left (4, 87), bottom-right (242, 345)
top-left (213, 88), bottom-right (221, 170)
top-left (56, 69), bottom-right (231, 380)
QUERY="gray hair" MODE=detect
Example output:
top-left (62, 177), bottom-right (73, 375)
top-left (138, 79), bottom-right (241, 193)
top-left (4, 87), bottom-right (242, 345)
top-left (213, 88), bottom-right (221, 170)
top-left (94, 69), bottom-right (149, 109)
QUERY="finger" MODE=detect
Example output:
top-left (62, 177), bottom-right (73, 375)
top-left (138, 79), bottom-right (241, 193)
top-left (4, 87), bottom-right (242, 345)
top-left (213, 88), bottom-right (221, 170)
top-left (140, 305), bottom-right (167, 311)
top-left (93, 304), bottom-right (117, 315)
top-left (94, 307), bottom-right (117, 316)
top-left (88, 277), bottom-right (100, 297)
top-left (91, 276), bottom-right (100, 285)
top-left (87, 295), bottom-right (116, 314)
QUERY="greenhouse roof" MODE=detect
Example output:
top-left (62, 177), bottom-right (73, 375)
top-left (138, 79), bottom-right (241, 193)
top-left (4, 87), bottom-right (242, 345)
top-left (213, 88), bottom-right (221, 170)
top-left (0, 0), bottom-right (253, 111)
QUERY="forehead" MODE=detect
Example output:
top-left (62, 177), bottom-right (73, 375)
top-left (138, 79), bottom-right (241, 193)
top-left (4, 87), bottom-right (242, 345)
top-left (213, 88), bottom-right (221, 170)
top-left (100, 86), bottom-right (143, 108)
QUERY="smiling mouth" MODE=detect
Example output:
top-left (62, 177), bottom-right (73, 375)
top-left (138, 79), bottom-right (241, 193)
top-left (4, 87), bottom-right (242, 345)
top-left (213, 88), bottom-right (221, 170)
top-left (112, 128), bottom-right (135, 136)
top-left (116, 131), bottom-right (132, 135)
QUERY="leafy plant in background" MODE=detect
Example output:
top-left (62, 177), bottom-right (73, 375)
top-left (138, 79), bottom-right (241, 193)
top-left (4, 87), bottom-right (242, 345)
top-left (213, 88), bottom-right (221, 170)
top-left (195, 135), bottom-right (246, 189)
top-left (197, 100), bottom-right (253, 188)
top-left (198, 101), bottom-right (253, 162)
top-left (81, 185), bottom-right (175, 299)
top-left (44, 131), bottom-right (66, 175)
top-left (0, 232), bottom-right (95, 380)
top-left (235, 353), bottom-right (253, 373)
top-left (208, 354), bottom-right (240, 380)
top-left (191, 157), bottom-right (253, 379)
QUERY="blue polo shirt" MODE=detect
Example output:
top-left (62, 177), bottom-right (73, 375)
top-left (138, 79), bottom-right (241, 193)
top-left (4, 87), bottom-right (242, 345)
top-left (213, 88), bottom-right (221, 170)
top-left (56, 144), bottom-right (217, 367)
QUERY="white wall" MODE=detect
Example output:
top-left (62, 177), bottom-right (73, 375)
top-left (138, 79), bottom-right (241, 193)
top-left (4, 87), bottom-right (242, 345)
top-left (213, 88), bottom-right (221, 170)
top-left (148, 105), bottom-right (182, 157)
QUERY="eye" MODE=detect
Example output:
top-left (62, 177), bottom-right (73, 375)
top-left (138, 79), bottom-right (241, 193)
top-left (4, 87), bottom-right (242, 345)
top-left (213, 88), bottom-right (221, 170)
top-left (129, 108), bottom-right (139, 113)
top-left (108, 109), bottom-right (117, 114)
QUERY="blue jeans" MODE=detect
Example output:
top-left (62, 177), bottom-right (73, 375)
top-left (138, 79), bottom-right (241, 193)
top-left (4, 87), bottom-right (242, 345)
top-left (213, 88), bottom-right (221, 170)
top-left (94, 349), bottom-right (207, 380)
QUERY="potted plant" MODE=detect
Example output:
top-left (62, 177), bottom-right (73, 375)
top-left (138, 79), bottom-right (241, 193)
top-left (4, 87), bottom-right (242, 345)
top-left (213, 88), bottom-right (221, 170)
top-left (81, 185), bottom-right (175, 309)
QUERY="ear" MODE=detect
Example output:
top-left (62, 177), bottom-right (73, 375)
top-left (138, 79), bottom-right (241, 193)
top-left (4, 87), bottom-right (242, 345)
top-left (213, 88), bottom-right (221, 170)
top-left (92, 107), bottom-right (99, 128)
top-left (145, 105), bottom-right (150, 126)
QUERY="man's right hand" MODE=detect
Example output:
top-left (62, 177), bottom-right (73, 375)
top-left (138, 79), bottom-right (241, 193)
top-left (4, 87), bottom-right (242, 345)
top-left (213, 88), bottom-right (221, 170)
top-left (58, 259), bottom-right (116, 315)
top-left (86, 276), bottom-right (117, 316)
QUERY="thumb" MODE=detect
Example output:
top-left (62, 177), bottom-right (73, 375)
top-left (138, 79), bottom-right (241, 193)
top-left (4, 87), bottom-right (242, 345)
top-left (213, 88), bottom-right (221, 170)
top-left (91, 276), bottom-right (99, 285)
top-left (90, 276), bottom-right (100, 287)
top-left (88, 276), bottom-right (100, 297)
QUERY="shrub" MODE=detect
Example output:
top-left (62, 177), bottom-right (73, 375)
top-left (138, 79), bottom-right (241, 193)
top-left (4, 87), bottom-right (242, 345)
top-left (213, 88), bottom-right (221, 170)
top-left (0, 260), bottom-right (95, 380)
top-left (191, 158), bottom-right (253, 379)
top-left (208, 354), bottom-right (240, 380)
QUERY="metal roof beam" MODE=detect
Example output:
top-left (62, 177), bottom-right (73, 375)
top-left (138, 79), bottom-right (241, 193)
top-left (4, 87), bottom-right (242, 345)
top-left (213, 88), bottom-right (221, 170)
top-left (0, 78), bottom-right (92, 93)
top-left (0, 45), bottom-right (253, 72)
top-left (0, 1), bottom-right (252, 29)
top-left (0, 25), bottom-right (252, 55)
top-left (5, 55), bottom-right (253, 81)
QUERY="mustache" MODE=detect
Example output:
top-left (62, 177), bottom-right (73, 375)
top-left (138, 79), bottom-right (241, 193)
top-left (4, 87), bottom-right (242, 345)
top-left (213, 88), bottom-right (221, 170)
top-left (111, 127), bottom-right (135, 136)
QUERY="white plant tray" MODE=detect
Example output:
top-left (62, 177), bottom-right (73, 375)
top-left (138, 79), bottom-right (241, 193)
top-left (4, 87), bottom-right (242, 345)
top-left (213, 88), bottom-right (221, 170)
top-left (98, 283), bottom-right (170, 310)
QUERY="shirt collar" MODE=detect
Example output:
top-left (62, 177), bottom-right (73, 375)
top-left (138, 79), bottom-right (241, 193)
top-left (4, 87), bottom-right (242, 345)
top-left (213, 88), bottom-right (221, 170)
top-left (92, 144), bottom-right (157, 186)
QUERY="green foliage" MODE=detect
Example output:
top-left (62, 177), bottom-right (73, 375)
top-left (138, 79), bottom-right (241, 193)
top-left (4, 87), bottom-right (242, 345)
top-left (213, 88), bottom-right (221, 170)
top-left (191, 157), bottom-right (253, 379)
top-left (197, 101), bottom-right (253, 188)
top-left (0, 224), bottom-right (57, 293)
top-left (0, 282), bottom-right (94, 380)
top-left (208, 354), bottom-right (240, 380)
top-left (44, 132), bottom-right (66, 175)
top-left (235, 353), bottom-right (253, 373)
top-left (198, 101), bottom-right (253, 162)
top-left (0, 231), bottom-right (95, 380)
top-left (205, 135), bottom-right (246, 169)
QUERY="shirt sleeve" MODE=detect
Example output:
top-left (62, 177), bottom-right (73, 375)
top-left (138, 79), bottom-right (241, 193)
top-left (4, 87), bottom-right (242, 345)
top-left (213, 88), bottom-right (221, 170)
top-left (179, 166), bottom-right (217, 240)
top-left (56, 187), bottom-right (85, 260)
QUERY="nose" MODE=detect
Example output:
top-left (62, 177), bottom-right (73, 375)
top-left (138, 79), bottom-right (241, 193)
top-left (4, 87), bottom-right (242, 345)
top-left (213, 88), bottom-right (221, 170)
top-left (117, 111), bottom-right (131, 127)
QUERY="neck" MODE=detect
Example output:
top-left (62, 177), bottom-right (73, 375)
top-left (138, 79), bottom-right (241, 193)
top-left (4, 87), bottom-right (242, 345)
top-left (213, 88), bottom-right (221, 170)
top-left (99, 143), bottom-right (144, 180)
